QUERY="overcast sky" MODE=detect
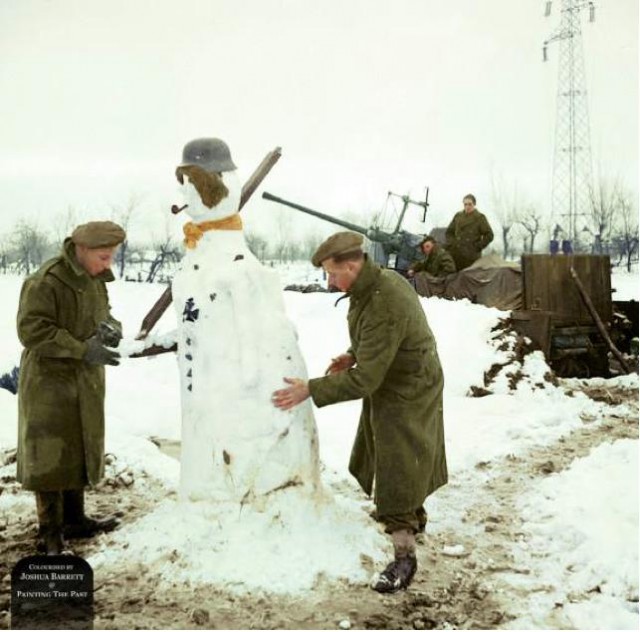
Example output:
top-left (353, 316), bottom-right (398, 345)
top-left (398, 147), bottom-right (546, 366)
top-left (0, 0), bottom-right (637, 244)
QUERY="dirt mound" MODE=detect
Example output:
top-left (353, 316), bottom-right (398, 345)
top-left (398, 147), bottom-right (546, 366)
top-left (469, 318), bottom-right (558, 397)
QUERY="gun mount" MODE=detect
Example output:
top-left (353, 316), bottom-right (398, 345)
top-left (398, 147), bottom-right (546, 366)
top-left (262, 191), bottom-right (429, 273)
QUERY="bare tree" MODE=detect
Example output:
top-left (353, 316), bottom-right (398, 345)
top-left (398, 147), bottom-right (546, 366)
top-left (611, 188), bottom-right (639, 272)
top-left (272, 208), bottom-right (293, 263)
top-left (519, 204), bottom-right (544, 253)
top-left (51, 205), bottom-right (80, 247)
top-left (0, 235), bottom-right (11, 274)
top-left (110, 193), bottom-right (142, 279)
top-left (142, 218), bottom-right (182, 283)
top-left (12, 220), bottom-right (53, 275)
top-left (490, 173), bottom-right (519, 259)
top-left (245, 230), bottom-right (268, 262)
top-left (301, 230), bottom-right (325, 261)
top-left (144, 238), bottom-right (181, 283)
top-left (589, 175), bottom-right (622, 254)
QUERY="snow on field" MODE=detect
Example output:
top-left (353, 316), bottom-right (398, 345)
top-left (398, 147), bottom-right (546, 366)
top-left (89, 489), bottom-right (389, 594)
top-left (513, 439), bottom-right (639, 630)
top-left (611, 265), bottom-right (639, 302)
top-left (0, 269), bottom-right (638, 613)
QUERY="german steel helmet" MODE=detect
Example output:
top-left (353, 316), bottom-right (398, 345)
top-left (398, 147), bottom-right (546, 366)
top-left (179, 138), bottom-right (237, 173)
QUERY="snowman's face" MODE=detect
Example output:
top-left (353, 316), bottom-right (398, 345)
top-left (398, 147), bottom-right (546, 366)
top-left (179, 170), bottom-right (242, 222)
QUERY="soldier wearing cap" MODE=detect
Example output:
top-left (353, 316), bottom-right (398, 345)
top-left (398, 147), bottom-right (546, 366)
top-left (16, 221), bottom-right (126, 554)
top-left (273, 231), bottom-right (448, 593)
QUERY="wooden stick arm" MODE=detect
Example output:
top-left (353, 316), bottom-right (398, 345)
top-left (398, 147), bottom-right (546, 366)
top-left (129, 342), bottom-right (177, 359)
top-left (135, 286), bottom-right (173, 340)
top-left (240, 147), bottom-right (282, 209)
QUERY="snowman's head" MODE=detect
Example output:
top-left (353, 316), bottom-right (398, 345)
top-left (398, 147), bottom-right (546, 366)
top-left (174, 137), bottom-right (241, 223)
top-left (176, 166), bottom-right (242, 223)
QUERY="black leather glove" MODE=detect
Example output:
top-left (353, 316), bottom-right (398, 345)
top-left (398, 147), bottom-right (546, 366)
top-left (96, 321), bottom-right (123, 348)
top-left (83, 336), bottom-right (120, 366)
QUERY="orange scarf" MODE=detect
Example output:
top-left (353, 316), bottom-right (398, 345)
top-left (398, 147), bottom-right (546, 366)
top-left (183, 214), bottom-right (243, 249)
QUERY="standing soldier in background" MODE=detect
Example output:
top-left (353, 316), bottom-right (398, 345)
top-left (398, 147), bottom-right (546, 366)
top-left (272, 231), bottom-right (448, 594)
top-left (407, 235), bottom-right (457, 279)
top-left (445, 194), bottom-right (494, 270)
top-left (16, 221), bottom-right (125, 555)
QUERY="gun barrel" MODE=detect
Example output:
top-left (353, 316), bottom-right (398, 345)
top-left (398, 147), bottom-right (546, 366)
top-left (262, 192), bottom-right (369, 236)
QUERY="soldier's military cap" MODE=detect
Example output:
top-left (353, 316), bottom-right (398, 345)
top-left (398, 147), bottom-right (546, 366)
top-left (311, 231), bottom-right (364, 267)
top-left (71, 221), bottom-right (126, 248)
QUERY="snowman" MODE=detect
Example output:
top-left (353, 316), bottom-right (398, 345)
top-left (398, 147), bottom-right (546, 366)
top-left (170, 138), bottom-right (321, 504)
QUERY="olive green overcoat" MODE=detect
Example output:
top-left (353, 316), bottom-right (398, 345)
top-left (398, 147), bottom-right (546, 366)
top-left (308, 257), bottom-right (448, 516)
top-left (16, 238), bottom-right (121, 491)
top-left (410, 245), bottom-right (457, 277)
top-left (445, 209), bottom-right (494, 270)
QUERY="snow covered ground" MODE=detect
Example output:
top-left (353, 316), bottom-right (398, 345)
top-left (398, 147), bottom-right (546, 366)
top-left (611, 265), bottom-right (639, 302)
top-left (0, 269), bottom-right (638, 628)
top-left (516, 439), bottom-right (638, 629)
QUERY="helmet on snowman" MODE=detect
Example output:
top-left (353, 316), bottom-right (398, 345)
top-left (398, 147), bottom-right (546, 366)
top-left (178, 138), bottom-right (236, 174)
top-left (176, 138), bottom-right (238, 210)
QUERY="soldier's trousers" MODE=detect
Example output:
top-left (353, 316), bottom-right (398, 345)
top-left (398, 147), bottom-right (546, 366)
top-left (377, 506), bottom-right (428, 535)
top-left (35, 489), bottom-right (85, 534)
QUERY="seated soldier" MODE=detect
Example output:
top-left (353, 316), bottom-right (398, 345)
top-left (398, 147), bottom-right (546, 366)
top-left (407, 236), bottom-right (457, 278)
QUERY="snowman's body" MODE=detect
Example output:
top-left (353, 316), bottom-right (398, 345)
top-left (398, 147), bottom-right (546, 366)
top-left (172, 171), bottom-right (320, 503)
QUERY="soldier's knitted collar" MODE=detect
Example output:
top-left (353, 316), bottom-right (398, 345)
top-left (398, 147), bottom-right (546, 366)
top-left (348, 255), bottom-right (381, 299)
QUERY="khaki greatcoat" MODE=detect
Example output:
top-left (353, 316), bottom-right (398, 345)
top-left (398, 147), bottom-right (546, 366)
top-left (308, 257), bottom-right (448, 516)
top-left (445, 209), bottom-right (494, 270)
top-left (409, 244), bottom-right (457, 278)
top-left (16, 238), bottom-right (121, 491)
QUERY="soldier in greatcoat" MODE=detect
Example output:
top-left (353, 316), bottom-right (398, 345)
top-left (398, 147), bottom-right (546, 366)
top-left (16, 221), bottom-right (125, 554)
top-left (445, 194), bottom-right (494, 270)
top-left (407, 235), bottom-right (457, 278)
top-left (272, 232), bottom-right (448, 593)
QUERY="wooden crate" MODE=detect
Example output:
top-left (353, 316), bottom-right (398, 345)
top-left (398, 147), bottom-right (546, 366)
top-left (521, 254), bottom-right (612, 326)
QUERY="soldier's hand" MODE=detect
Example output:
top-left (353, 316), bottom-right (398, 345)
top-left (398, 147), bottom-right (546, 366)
top-left (272, 378), bottom-right (310, 411)
top-left (325, 353), bottom-right (356, 375)
top-left (83, 336), bottom-right (120, 366)
top-left (407, 269), bottom-right (415, 278)
top-left (96, 321), bottom-right (123, 348)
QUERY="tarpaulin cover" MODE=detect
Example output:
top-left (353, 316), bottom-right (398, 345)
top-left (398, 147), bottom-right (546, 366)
top-left (413, 254), bottom-right (523, 311)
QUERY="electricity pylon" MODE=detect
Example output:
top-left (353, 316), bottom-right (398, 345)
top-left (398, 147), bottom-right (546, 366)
top-left (543, 0), bottom-right (596, 248)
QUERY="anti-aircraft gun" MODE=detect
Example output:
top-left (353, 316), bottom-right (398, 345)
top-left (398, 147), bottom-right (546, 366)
top-left (262, 190), bottom-right (430, 273)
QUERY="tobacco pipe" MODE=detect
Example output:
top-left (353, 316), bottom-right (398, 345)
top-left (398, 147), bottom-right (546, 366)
top-left (171, 204), bottom-right (188, 215)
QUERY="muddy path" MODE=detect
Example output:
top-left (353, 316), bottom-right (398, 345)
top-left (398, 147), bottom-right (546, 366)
top-left (1, 383), bottom-right (637, 630)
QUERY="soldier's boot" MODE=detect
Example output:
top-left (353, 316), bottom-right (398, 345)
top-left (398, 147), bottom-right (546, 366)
top-left (372, 529), bottom-right (418, 594)
top-left (35, 491), bottom-right (67, 555)
top-left (63, 489), bottom-right (119, 539)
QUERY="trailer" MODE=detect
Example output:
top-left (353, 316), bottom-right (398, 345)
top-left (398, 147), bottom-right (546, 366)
top-left (511, 254), bottom-right (613, 378)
